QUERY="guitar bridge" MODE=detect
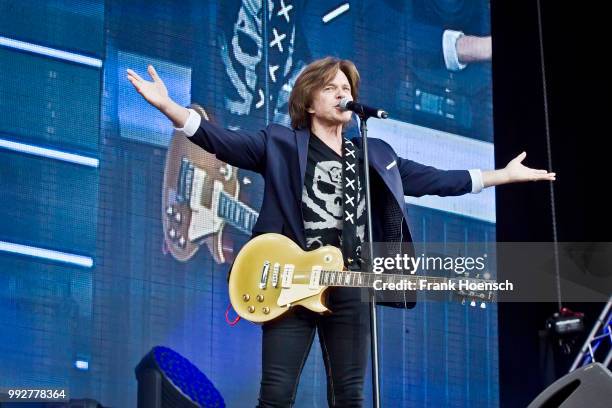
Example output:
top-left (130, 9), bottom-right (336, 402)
top-left (259, 261), bottom-right (270, 289)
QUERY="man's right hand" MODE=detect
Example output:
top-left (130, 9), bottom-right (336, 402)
top-left (126, 65), bottom-right (189, 128)
top-left (127, 65), bottom-right (170, 110)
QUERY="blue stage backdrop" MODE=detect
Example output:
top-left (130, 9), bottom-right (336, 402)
top-left (0, 1), bottom-right (496, 406)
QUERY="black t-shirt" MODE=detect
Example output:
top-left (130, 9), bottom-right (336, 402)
top-left (301, 134), bottom-right (365, 250)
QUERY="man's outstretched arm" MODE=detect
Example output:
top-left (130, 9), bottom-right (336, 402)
top-left (482, 152), bottom-right (556, 187)
top-left (127, 65), bottom-right (267, 173)
top-left (127, 65), bottom-right (190, 128)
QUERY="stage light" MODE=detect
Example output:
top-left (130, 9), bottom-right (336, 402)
top-left (75, 360), bottom-right (89, 371)
top-left (0, 36), bottom-right (102, 67)
top-left (0, 241), bottom-right (93, 268)
top-left (0, 137), bottom-right (99, 167)
top-left (135, 346), bottom-right (224, 408)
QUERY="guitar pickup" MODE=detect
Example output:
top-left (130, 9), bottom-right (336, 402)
top-left (309, 266), bottom-right (321, 290)
top-left (271, 262), bottom-right (280, 288)
top-left (190, 166), bottom-right (211, 210)
top-left (281, 264), bottom-right (294, 289)
top-left (259, 261), bottom-right (270, 289)
top-left (176, 158), bottom-right (194, 203)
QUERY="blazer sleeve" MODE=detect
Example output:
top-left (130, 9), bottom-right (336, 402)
top-left (397, 156), bottom-right (473, 197)
top-left (187, 119), bottom-right (268, 174)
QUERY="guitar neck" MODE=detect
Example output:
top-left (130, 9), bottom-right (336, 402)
top-left (318, 269), bottom-right (448, 288)
top-left (218, 191), bottom-right (259, 234)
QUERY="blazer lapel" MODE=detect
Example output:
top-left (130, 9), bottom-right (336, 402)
top-left (296, 128), bottom-right (310, 186)
top-left (351, 137), bottom-right (410, 222)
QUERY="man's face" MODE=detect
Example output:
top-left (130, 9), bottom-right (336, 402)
top-left (308, 69), bottom-right (353, 126)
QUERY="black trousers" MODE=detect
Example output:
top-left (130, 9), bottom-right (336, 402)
top-left (257, 288), bottom-right (370, 408)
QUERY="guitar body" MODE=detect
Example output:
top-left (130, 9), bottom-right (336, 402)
top-left (162, 104), bottom-right (261, 264)
top-left (163, 124), bottom-right (237, 263)
top-left (229, 233), bottom-right (345, 323)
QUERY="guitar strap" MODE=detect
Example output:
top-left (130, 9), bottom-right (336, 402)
top-left (341, 137), bottom-right (364, 271)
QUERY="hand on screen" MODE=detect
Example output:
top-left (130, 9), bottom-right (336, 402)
top-left (456, 35), bottom-right (492, 64)
top-left (126, 65), bottom-right (170, 110)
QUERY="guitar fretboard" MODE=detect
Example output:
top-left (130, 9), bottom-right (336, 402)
top-left (318, 270), bottom-right (449, 288)
top-left (218, 191), bottom-right (259, 234)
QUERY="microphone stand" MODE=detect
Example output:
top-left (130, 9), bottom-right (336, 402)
top-left (358, 112), bottom-right (381, 408)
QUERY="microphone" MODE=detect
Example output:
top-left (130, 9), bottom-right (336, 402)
top-left (338, 97), bottom-right (388, 119)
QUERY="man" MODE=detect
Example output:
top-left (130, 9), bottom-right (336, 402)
top-left (127, 57), bottom-right (554, 407)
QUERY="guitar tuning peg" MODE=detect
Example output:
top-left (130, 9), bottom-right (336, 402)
top-left (243, 177), bottom-right (251, 185)
top-left (480, 302), bottom-right (486, 309)
top-left (461, 298), bottom-right (466, 306)
top-left (470, 300), bottom-right (476, 307)
top-left (166, 206), bottom-right (174, 216)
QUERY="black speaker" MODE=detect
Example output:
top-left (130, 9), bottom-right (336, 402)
top-left (528, 363), bottom-right (612, 408)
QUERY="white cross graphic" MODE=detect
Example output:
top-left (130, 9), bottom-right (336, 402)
top-left (345, 193), bottom-right (355, 206)
top-left (344, 211), bottom-right (354, 224)
top-left (270, 28), bottom-right (286, 52)
top-left (345, 162), bottom-right (355, 173)
top-left (345, 148), bottom-right (355, 158)
top-left (345, 177), bottom-right (355, 190)
top-left (277, 0), bottom-right (293, 23)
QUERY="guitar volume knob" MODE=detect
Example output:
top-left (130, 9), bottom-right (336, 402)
top-left (262, 307), bottom-right (270, 314)
top-left (256, 294), bottom-right (264, 302)
top-left (247, 306), bottom-right (255, 313)
top-left (242, 294), bottom-right (250, 302)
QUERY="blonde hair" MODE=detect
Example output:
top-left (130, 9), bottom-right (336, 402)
top-left (289, 57), bottom-right (360, 129)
